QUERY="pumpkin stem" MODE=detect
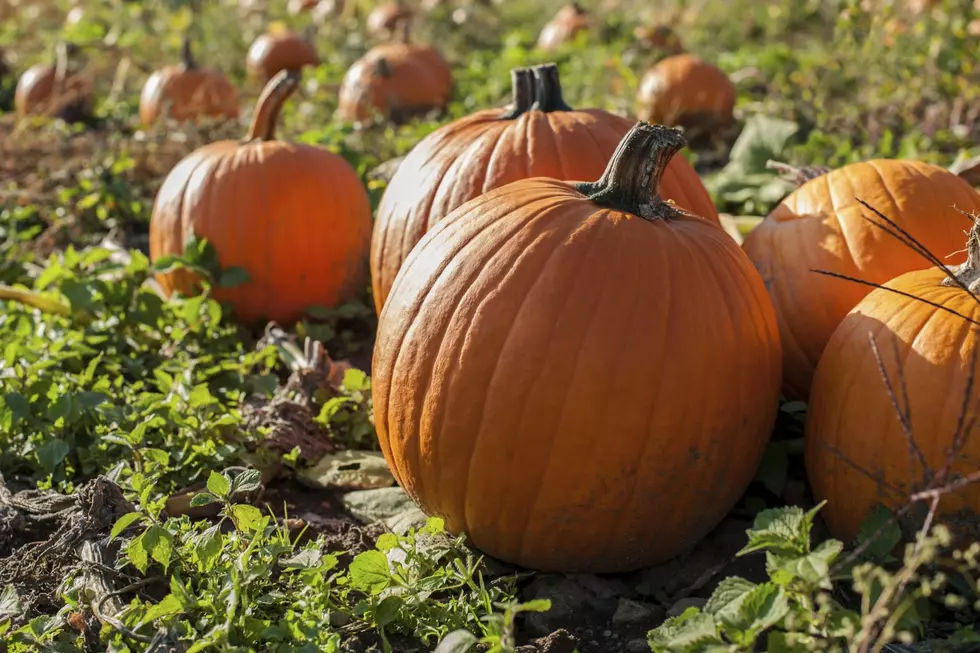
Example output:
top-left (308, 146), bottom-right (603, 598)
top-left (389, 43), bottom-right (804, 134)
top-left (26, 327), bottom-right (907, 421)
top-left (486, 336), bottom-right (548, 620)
top-left (180, 33), bottom-right (197, 70)
top-left (373, 57), bottom-right (393, 78)
top-left (766, 160), bottom-right (830, 186)
top-left (398, 18), bottom-right (411, 43)
top-left (53, 40), bottom-right (70, 94)
top-left (246, 69), bottom-right (302, 142)
top-left (498, 68), bottom-right (534, 120)
top-left (530, 63), bottom-right (572, 112)
top-left (942, 216), bottom-right (980, 293)
top-left (575, 121), bottom-right (687, 222)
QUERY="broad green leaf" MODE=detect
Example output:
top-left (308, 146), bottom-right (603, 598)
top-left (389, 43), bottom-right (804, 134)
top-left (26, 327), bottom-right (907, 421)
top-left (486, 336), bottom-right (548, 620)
top-left (648, 612), bottom-right (722, 651)
top-left (193, 525), bottom-right (223, 569)
top-left (856, 505), bottom-right (902, 561)
top-left (230, 468), bottom-right (262, 494)
top-left (434, 630), bottom-right (479, 653)
top-left (110, 512), bottom-right (144, 540)
top-left (0, 585), bottom-right (22, 620)
top-left (35, 438), bottom-right (70, 473)
top-left (280, 548), bottom-right (324, 571)
top-left (190, 493), bottom-right (219, 508)
top-left (207, 470), bottom-right (231, 498)
top-left (720, 582), bottom-right (789, 637)
top-left (515, 599), bottom-right (552, 613)
top-left (230, 504), bottom-right (264, 532)
top-left (704, 577), bottom-right (756, 619)
top-left (145, 525), bottom-right (174, 571)
top-left (375, 533), bottom-right (399, 552)
top-left (739, 506), bottom-right (810, 556)
top-left (127, 532), bottom-right (150, 574)
top-left (768, 539), bottom-right (842, 588)
top-left (349, 550), bottom-right (391, 594)
top-left (374, 595), bottom-right (403, 626)
top-left (140, 593), bottom-right (183, 625)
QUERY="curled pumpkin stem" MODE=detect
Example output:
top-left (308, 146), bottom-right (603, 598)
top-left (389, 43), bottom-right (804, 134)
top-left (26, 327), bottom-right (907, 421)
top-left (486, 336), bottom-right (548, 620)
top-left (575, 121), bottom-right (687, 222)
top-left (942, 214), bottom-right (980, 294)
top-left (766, 160), bottom-right (831, 186)
top-left (246, 69), bottom-right (302, 142)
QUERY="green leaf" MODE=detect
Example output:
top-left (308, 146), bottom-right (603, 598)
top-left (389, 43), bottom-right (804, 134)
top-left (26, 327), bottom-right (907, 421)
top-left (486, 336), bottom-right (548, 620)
top-left (35, 438), bottom-right (70, 473)
top-left (515, 599), bottom-right (552, 613)
top-left (374, 595), bottom-right (403, 626)
top-left (230, 504), bottom-right (264, 532)
top-left (648, 612), bottom-right (722, 652)
top-left (434, 630), bottom-right (479, 653)
top-left (349, 550), bottom-right (391, 594)
top-left (739, 506), bottom-right (809, 557)
top-left (128, 532), bottom-right (150, 574)
top-left (755, 443), bottom-right (790, 496)
top-left (193, 525), bottom-right (223, 569)
top-left (140, 593), bottom-right (183, 625)
top-left (144, 525), bottom-right (174, 571)
top-left (280, 548), bottom-right (324, 571)
top-left (190, 493), bottom-right (219, 508)
top-left (725, 114), bottom-right (800, 175)
top-left (110, 512), bottom-right (144, 540)
top-left (218, 266), bottom-right (251, 288)
top-left (769, 539), bottom-right (842, 589)
top-left (720, 582), bottom-right (789, 638)
top-left (230, 468), bottom-right (263, 494)
top-left (375, 533), bottom-right (399, 552)
top-left (856, 505), bottom-right (902, 561)
top-left (0, 585), bottom-right (22, 620)
top-left (206, 470), bottom-right (231, 498)
top-left (704, 577), bottom-right (756, 619)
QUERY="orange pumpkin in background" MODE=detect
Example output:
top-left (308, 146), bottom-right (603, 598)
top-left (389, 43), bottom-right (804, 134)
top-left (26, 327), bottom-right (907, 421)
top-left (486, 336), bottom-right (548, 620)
top-left (15, 42), bottom-right (92, 122)
top-left (139, 35), bottom-right (239, 126)
top-left (742, 160), bottom-right (980, 400)
top-left (373, 123), bottom-right (781, 573)
top-left (246, 27), bottom-right (320, 84)
top-left (370, 63), bottom-right (719, 313)
top-left (149, 71), bottom-right (372, 326)
top-left (367, 0), bottom-right (414, 37)
top-left (337, 23), bottom-right (452, 124)
top-left (806, 219), bottom-right (980, 540)
top-left (537, 2), bottom-right (589, 51)
top-left (634, 24), bottom-right (684, 53)
top-left (636, 53), bottom-right (735, 139)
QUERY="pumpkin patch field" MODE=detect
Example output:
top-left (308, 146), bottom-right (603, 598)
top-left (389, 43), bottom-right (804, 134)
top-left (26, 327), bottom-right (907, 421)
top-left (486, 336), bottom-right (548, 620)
top-left (5, 1), bottom-right (980, 651)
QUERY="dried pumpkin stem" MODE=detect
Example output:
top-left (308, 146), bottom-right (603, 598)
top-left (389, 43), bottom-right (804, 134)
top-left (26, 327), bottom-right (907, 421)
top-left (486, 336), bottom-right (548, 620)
top-left (498, 68), bottom-right (534, 120)
top-left (180, 33), bottom-right (197, 70)
top-left (530, 63), bottom-right (572, 112)
top-left (942, 217), bottom-right (980, 293)
top-left (575, 122), bottom-right (687, 222)
top-left (246, 69), bottom-right (302, 142)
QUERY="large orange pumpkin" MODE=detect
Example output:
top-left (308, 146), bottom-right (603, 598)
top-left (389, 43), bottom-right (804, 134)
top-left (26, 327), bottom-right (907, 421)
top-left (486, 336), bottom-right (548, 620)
top-left (149, 70), bottom-right (371, 326)
top-left (537, 2), bottom-right (589, 51)
top-left (743, 160), bottom-right (980, 399)
top-left (636, 54), bottom-right (735, 138)
top-left (139, 35), bottom-right (239, 126)
top-left (15, 42), bottom-right (92, 122)
top-left (336, 25), bottom-right (452, 124)
top-left (373, 123), bottom-right (782, 573)
top-left (370, 63), bottom-right (719, 313)
top-left (806, 222), bottom-right (980, 540)
top-left (246, 27), bottom-right (320, 84)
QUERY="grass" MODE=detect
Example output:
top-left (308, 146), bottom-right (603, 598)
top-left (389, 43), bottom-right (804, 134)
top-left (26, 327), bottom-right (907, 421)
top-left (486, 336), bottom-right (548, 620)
top-left (2, 0), bottom-right (980, 651)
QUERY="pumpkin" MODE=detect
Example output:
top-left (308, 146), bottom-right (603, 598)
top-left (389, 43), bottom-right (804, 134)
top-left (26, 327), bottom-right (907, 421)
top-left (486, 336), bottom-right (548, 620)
top-left (805, 220), bottom-right (980, 541)
top-left (311, 0), bottom-right (345, 23)
top-left (149, 70), bottom-right (372, 326)
top-left (15, 42), bottom-right (92, 122)
top-left (742, 160), bottom-right (980, 399)
top-left (537, 2), bottom-right (589, 51)
top-left (372, 122), bottom-right (782, 573)
top-left (336, 23), bottom-right (452, 124)
top-left (246, 27), bottom-right (320, 84)
top-left (139, 35), bottom-right (239, 126)
top-left (370, 63), bottom-right (719, 313)
top-left (286, 0), bottom-right (318, 15)
top-left (636, 54), bottom-right (735, 139)
top-left (634, 24), bottom-right (684, 53)
top-left (367, 0), bottom-right (413, 37)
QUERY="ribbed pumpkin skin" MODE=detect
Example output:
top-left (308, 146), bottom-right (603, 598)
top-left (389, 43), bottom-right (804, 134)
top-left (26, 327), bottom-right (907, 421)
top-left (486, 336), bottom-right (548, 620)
top-left (139, 67), bottom-right (239, 126)
top-left (15, 64), bottom-right (91, 119)
top-left (373, 177), bottom-right (781, 572)
top-left (150, 72), bottom-right (371, 326)
top-left (246, 33), bottom-right (320, 83)
top-left (337, 42), bottom-right (452, 123)
top-left (743, 159), bottom-right (980, 399)
top-left (806, 268), bottom-right (980, 540)
top-left (370, 109), bottom-right (719, 312)
top-left (636, 54), bottom-right (735, 129)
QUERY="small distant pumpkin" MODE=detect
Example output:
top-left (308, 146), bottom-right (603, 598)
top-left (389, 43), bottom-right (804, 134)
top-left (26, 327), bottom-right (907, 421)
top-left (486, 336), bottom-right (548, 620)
top-left (636, 53), bottom-right (735, 140)
top-left (742, 160), bottom-right (980, 399)
top-left (373, 122), bottom-right (781, 573)
top-left (537, 2), bottom-right (589, 51)
top-left (370, 63), bottom-right (719, 312)
top-left (246, 26), bottom-right (320, 84)
top-left (286, 0), bottom-right (318, 15)
top-left (139, 35), bottom-right (239, 126)
top-left (337, 22), bottom-right (452, 124)
top-left (806, 219), bottom-right (980, 541)
top-left (634, 24), bottom-right (684, 53)
top-left (149, 70), bottom-right (372, 326)
top-left (367, 0), bottom-right (414, 38)
top-left (15, 41), bottom-right (92, 122)
top-left (311, 0), bottom-right (346, 23)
